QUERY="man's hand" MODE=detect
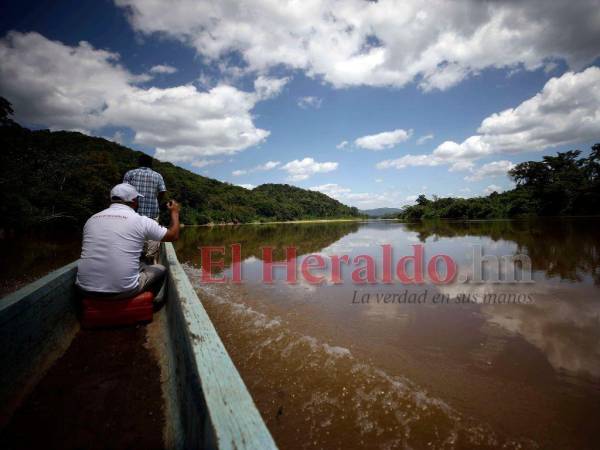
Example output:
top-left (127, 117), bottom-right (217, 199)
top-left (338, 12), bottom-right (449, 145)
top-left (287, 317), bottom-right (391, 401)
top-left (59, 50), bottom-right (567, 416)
top-left (162, 200), bottom-right (181, 242)
top-left (166, 199), bottom-right (181, 213)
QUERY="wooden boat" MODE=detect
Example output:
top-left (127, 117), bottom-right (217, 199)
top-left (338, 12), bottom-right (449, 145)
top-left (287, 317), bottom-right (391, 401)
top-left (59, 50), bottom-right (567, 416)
top-left (0, 243), bottom-right (277, 450)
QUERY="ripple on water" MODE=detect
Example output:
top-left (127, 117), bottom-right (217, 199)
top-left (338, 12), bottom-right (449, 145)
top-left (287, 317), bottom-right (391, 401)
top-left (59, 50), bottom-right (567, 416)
top-left (184, 265), bottom-right (538, 450)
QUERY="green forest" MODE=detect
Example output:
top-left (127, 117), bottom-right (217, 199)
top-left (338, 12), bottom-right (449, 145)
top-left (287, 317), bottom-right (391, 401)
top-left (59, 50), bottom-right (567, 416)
top-left (0, 99), bottom-right (361, 231)
top-left (395, 145), bottom-right (600, 221)
top-left (2, 96), bottom-right (598, 230)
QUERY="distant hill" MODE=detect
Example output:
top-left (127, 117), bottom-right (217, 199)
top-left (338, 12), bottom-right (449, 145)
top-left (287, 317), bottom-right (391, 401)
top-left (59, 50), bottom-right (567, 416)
top-left (0, 123), bottom-right (361, 231)
top-left (360, 207), bottom-right (402, 217)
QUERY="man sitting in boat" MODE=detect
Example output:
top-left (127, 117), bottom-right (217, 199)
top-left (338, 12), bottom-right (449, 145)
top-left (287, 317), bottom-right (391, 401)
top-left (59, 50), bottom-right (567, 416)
top-left (124, 153), bottom-right (167, 263)
top-left (75, 183), bottom-right (180, 299)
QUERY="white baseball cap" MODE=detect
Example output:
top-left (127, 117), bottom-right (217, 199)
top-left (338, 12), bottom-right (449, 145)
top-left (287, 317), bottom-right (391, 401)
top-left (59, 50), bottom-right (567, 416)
top-left (110, 183), bottom-right (144, 202)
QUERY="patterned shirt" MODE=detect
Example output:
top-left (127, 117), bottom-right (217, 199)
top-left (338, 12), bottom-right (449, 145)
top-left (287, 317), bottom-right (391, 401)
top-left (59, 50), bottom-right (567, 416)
top-left (123, 167), bottom-right (166, 218)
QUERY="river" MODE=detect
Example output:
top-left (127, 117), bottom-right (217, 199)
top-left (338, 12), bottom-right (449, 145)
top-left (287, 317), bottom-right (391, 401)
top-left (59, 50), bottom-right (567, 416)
top-left (0, 231), bottom-right (80, 297)
top-left (175, 218), bottom-right (600, 450)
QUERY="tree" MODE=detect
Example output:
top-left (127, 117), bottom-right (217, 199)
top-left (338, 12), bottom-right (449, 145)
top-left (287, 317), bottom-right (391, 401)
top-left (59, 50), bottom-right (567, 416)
top-left (0, 97), bottom-right (16, 127)
top-left (509, 161), bottom-right (549, 187)
top-left (415, 194), bottom-right (429, 206)
top-left (397, 144), bottom-right (600, 220)
top-left (586, 143), bottom-right (600, 182)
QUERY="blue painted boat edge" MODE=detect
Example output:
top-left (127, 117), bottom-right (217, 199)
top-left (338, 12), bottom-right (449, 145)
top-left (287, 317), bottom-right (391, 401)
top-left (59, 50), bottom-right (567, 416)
top-left (0, 260), bottom-right (80, 427)
top-left (161, 242), bottom-right (278, 450)
top-left (0, 260), bottom-right (79, 322)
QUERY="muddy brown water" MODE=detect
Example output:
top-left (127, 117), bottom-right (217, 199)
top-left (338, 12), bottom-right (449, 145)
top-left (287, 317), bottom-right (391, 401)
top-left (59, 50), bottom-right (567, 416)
top-left (2, 219), bottom-right (599, 449)
top-left (0, 231), bottom-right (80, 298)
top-left (175, 219), bottom-right (600, 450)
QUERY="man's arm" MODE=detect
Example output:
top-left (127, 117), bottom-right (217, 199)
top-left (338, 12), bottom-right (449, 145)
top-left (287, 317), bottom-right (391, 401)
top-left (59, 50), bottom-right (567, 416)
top-left (157, 174), bottom-right (166, 202)
top-left (161, 200), bottom-right (181, 242)
top-left (157, 174), bottom-right (167, 208)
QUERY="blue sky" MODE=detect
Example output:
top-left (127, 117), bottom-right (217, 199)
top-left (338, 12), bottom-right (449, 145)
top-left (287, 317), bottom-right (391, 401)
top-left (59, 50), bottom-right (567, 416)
top-left (1, 0), bottom-right (599, 209)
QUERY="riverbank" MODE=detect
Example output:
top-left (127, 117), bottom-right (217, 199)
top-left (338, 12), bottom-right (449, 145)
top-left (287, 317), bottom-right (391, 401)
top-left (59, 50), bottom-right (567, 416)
top-left (183, 214), bottom-right (600, 228)
top-left (192, 217), bottom-right (369, 227)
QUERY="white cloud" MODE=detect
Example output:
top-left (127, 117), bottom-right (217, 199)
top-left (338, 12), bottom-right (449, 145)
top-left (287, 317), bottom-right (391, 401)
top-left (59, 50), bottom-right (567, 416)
top-left (377, 67), bottom-right (600, 171)
top-left (191, 159), bottom-right (221, 168)
top-left (149, 64), bottom-right (177, 74)
top-left (464, 160), bottom-right (515, 182)
top-left (484, 184), bottom-right (503, 195)
top-left (259, 161), bottom-right (281, 171)
top-left (355, 128), bottom-right (412, 150)
top-left (376, 154), bottom-right (443, 170)
top-left (253, 75), bottom-right (289, 100)
top-left (0, 31), bottom-right (283, 165)
top-left (336, 140), bottom-right (349, 149)
top-left (115, 0), bottom-right (600, 91)
top-left (310, 183), bottom-right (406, 209)
top-left (434, 67), bottom-right (600, 160)
top-left (237, 183), bottom-right (256, 190)
top-left (417, 134), bottom-right (434, 145)
top-left (375, 178), bottom-right (383, 183)
top-left (297, 96), bottom-right (322, 109)
top-left (282, 157), bottom-right (338, 181)
top-left (449, 160), bottom-right (475, 172)
top-left (110, 130), bottom-right (125, 144)
top-left (405, 195), bottom-right (418, 202)
top-left (344, 192), bottom-right (387, 205)
top-left (232, 160), bottom-right (280, 176)
top-left (0, 31), bottom-right (134, 131)
top-left (109, 82), bottom-right (275, 162)
top-left (432, 136), bottom-right (492, 161)
top-left (309, 183), bottom-right (351, 197)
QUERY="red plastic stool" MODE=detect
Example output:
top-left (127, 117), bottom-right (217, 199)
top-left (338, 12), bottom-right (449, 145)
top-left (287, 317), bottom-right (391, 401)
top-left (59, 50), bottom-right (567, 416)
top-left (81, 291), bottom-right (154, 328)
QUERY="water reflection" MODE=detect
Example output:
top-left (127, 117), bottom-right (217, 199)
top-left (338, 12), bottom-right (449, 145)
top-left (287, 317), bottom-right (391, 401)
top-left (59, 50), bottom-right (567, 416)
top-left (402, 219), bottom-right (600, 381)
top-left (404, 218), bottom-right (600, 284)
top-left (0, 231), bottom-right (81, 298)
top-left (484, 294), bottom-right (600, 379)
top-left (178, 219), bottom-right (600, 449)
top-left (175, 222), bottom-right (361, 270)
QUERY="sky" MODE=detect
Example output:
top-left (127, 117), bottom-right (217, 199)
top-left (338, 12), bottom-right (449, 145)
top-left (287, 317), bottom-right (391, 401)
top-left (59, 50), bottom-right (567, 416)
top-left (1, 0), bottom-right (599, 209)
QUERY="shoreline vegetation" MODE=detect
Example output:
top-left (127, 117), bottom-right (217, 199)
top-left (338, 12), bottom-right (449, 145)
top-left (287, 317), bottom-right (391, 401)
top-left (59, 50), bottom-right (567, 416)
top-left (0, 98), bottom-right (362, 232)
top-left (389, 143), bottom-right (600, 221)
top-left (189, 214), bottom-right (600, 227)
top-left (1, 98), bottom-right (598, 231)
top-left (192, 217), bottom-right (369, 226)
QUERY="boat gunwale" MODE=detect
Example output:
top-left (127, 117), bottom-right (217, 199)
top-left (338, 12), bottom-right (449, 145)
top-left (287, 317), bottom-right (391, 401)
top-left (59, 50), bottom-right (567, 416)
top-left (0, 260), bottom-right (80, 428)
top-left (0, 261), bottom-right (78, 324)
top-left (160, 242), bottom-right (278, 450)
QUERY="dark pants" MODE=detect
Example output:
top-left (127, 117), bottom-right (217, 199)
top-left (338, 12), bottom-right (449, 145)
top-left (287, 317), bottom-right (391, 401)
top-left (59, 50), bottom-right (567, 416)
top-left (77, 263), bottom-right (166, 300)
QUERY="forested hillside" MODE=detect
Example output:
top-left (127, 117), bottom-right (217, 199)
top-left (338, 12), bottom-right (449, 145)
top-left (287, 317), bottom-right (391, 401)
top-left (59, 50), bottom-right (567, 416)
top-left (0, 117), bottom-right (360, 231)
top-left (360, 207), bottom-right (402, 217)
top-left (397, 145), bottom-right (600, 220)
